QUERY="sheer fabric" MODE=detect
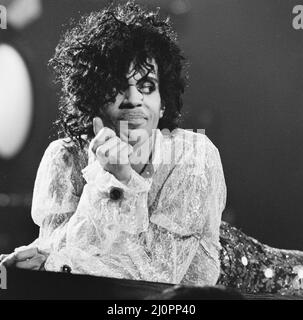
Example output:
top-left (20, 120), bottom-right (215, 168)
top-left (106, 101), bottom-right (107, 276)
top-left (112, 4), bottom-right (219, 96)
top-left (26, 129), bottom-right (226, 285)
top-left (20, 127), bottom-right (303, 296)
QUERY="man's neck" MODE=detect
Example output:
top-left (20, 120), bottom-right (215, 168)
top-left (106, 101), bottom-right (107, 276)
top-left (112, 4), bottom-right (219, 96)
top-left (130, 133), bottom-right (155, 175)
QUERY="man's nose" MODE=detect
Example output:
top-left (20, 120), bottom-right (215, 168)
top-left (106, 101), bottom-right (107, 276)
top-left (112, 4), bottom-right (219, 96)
top-left (122, 85), bottom-right (143, 108)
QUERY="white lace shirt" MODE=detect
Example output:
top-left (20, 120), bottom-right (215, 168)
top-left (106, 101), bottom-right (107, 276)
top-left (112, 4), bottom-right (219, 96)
top-left (27, 128), bottom-right (226, 285)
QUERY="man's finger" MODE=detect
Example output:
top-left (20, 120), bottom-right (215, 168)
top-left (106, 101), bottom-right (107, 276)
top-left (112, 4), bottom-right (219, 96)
top-left (93, 117), bottom-right (104, 136)
top-left (1, 252), bottom-right (17, 267)
top-left (91, 125), bottom-right (116, 147)
top-left (15, 260), bottom-right (37, 270)
top-left (97, 137), bottom-right (130, 157)
top-left (0, 254), bottom-right (9, 263)
top-left (15, 254), bottom-right (46, 271)
top-left (96, 136), bottom-right (121, 157)
top-left (14, 247), bottom-right (39, 261)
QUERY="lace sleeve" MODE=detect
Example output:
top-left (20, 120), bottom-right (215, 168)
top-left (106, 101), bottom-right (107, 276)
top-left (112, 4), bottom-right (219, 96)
top-left (30, 140), bottom-right (82, 252)
top-left (44, 151), bottom-right (151, 274)
top-left (15, 138), bottom-right (150, 277)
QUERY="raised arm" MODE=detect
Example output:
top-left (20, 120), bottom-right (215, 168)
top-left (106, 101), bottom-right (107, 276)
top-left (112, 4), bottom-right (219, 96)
top-left (1, 135), bottom-right (151, 273)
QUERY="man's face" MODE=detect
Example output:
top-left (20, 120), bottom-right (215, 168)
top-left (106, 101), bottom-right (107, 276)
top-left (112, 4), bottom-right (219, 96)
top-left (102, 59), bottom-right (163, 146)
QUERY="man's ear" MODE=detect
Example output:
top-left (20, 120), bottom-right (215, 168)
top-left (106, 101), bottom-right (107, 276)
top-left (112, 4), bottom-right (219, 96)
top-left (160, 106), bottom-right (165, 118)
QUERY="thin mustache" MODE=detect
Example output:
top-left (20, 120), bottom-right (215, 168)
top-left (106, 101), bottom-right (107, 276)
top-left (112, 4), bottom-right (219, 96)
top-left (118, 111), bottom-right (148, 120)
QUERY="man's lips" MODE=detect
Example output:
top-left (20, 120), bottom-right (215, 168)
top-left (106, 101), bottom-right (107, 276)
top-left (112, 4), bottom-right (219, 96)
top-left (118, 112), bottom-right (148, 121)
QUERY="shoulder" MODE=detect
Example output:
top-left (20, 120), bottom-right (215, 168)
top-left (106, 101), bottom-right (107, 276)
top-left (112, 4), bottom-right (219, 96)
top-left (32, 139), bottom-right (86, 226)
top-left (35, 138), bottom-right (87, 199)
top-left (162, 128), bottom-right (220, 166)
top-left (42, 138), bottom-right (88, 170)
top-left (168, 128), bottom-right (218, 151)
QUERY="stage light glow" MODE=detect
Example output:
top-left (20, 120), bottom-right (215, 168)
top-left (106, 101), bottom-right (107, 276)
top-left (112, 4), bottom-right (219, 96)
top-left (169, 0), bottom-right (192, 15)
top-left (0, 44), bottom-right (33, 159)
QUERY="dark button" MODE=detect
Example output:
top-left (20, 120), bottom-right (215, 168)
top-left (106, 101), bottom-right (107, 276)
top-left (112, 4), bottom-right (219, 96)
top-left (109, 187), bottom-right (124, 201)
top-left (61, 264), bottom-right (72, 273)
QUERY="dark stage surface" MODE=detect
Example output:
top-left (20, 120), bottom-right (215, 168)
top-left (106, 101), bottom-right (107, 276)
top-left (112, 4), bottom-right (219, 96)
top-left (1, 268), bottom-right (302, 300)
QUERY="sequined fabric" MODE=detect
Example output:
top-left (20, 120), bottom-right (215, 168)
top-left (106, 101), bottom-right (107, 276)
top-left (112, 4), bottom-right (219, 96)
top-left (218, 221), bottom-right (303, 296)
top-left (28, 129), bottom-right (226, 286)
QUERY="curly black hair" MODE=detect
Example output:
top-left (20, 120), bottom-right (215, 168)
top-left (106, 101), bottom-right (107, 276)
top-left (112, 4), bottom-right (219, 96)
top-left (49, 0), bottom-right (188, 147)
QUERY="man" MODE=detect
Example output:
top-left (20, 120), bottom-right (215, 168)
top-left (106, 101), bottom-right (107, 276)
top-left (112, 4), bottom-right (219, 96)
top-left (1, 1), bottom-right (226, 286)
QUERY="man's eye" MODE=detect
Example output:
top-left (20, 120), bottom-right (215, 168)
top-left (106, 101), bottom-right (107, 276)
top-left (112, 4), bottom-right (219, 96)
top-left (137, 81), bottom-right (156, 94)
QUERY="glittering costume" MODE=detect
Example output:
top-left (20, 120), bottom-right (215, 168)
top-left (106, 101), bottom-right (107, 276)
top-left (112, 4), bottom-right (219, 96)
top-left (218, 221), bottom-right (303, 296)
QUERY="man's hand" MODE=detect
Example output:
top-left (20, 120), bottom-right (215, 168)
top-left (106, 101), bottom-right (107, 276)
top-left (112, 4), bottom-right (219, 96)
top-left (90, 117), bottom-right (133, 184)
top-left (0, 248), bottom-right (48, 271)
